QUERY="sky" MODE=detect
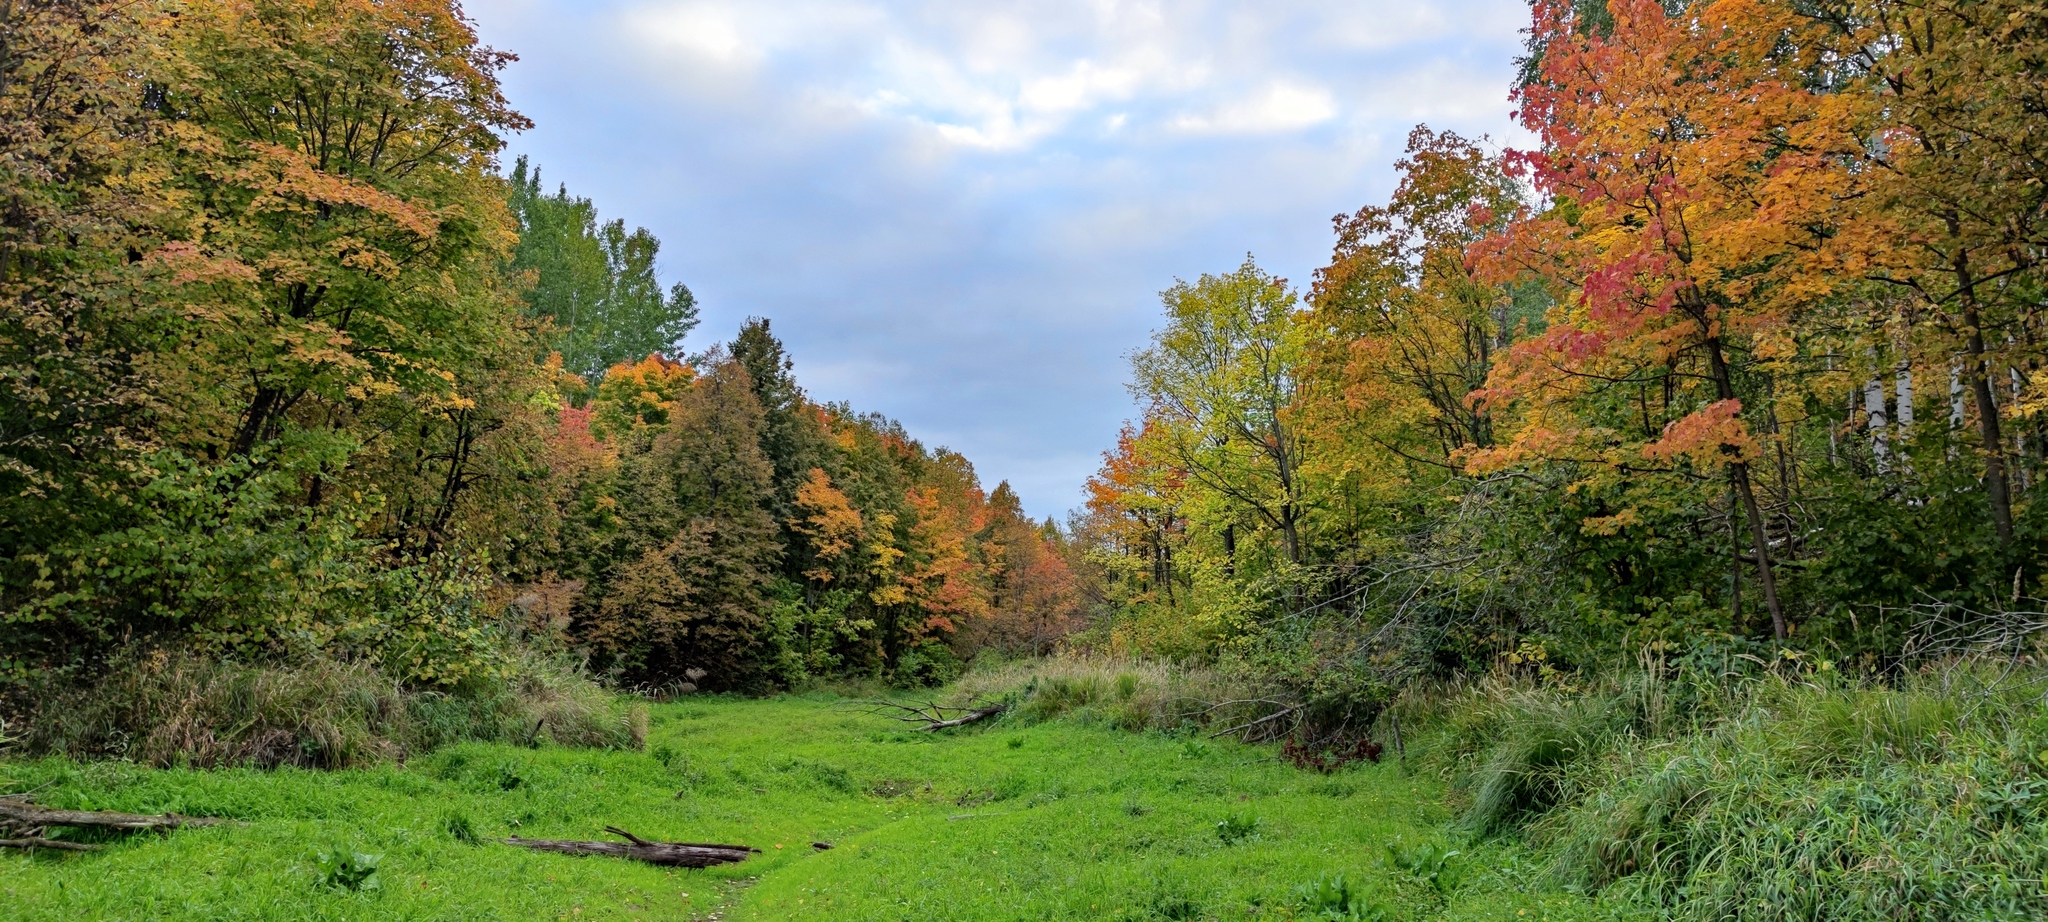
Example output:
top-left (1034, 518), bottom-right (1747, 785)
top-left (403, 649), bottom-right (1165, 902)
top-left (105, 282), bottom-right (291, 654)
top-left (465, 0), bottom-right (1532, 520)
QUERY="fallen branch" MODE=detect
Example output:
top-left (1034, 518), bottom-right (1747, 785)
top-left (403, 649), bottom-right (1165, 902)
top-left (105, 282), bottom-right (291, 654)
top-left (0, 837), bottom-right (102, 852)
top-left (851, 699), bottom-right (1006, 731)
top-left (503, 827), bottom-right (758, 868)
top-left (0, 799), bottom-right (234, 832)
top-left (1207, 704), bottom-right (1301, 742)
top-left (923, 705), bottom-right (1005, 730)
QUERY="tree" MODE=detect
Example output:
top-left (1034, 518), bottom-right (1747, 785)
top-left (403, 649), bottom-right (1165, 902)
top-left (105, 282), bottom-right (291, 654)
top-left (1131, 258), bottom-right (1313, 566)
top-left (0, 0), bottom-right (170, 677)
top-left (728, 317), bottom-right (832, 552)
top-left (970, 482), bottom-right (1083, 655)
top-left (1834, 0), bottom-right (2048, 549)
top-left (580, 353), bottom-right (778, 688)
top-left (1470, 0), bottom-right (1869, 640)
top-left (1311, 127), bottom-right (1529, 462)
top-left (157, 0), bottom-right (532, 460)
top-left (1082, 420), bottom-right (1185, 603)
top-left (507, 157), bottom-right (697, 380)
top-left (4, 0), bottom-right (561, 677)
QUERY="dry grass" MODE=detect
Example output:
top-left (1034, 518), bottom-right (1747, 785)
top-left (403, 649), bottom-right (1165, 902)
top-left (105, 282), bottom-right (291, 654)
top-left (22, 648), bottom-right (644, 769)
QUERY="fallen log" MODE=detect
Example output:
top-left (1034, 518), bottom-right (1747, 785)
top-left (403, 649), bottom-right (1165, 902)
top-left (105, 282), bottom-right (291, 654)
top-left (0, 837), bottom-right (102, 852)
top-left (0, 799), bottom-right (233, 831)
top-left (503, 826), bottom-right (757, 868)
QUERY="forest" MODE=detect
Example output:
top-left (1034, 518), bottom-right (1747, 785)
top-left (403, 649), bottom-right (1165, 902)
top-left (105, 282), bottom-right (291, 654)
top-left (0, 0), bottom-right (1081, 728)
top-left (3, 0), bottom-right (2048, 919)
top-left (1079, 0), bottom-right (2048, 715)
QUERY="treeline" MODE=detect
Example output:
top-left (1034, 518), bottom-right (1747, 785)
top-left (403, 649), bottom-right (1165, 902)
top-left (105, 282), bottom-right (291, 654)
top-left (0, 0), bottom-right (1074, 708)
top-left (543, 330), bottom-right (1083, 691)
top-left (1077, 0), bottom-right (2048, 707)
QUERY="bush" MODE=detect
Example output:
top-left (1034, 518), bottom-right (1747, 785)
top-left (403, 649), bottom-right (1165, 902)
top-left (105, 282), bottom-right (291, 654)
top-left (19, 648), bottom-right (643, 769)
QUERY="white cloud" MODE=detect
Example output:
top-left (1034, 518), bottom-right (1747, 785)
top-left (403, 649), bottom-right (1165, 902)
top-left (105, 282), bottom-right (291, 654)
top-left (626, 3), bottom-right (757, 68)
top-left (1169, 80), bottom-right (1337, 135)
top-left (602, 0), bottom-right (1472, 151)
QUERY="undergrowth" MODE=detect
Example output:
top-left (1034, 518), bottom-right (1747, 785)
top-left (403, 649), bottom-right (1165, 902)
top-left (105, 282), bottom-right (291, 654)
top-left (952, 653), bottom-right (1262, 732)
top-left (17, 648), bottom-right (644, 768)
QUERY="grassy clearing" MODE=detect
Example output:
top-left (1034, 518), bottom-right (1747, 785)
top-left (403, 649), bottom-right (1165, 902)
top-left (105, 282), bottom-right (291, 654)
top-left (1, 692), bottom-right (1595, 921)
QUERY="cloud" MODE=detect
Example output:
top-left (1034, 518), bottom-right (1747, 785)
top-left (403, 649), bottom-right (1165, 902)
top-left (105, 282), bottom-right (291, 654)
top-left (466, 0), bottom-right (1530, 517)
top-left (628, 4), bottom-right (757, 68)
top-left (1169, 80), bottom-right (1337, 134)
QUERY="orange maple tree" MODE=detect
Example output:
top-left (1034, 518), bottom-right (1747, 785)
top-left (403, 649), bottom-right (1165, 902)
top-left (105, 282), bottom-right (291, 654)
top-left (1469, 0), bottom-right (1867, 638)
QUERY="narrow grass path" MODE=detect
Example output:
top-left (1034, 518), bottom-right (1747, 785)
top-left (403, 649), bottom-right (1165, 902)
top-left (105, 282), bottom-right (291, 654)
top-left (1, 694), bottom-right (1598, 920)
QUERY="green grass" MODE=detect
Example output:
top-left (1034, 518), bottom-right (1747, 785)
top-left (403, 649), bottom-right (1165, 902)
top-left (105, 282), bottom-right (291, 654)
top-left (0, 693), bottom-right (1596, 921)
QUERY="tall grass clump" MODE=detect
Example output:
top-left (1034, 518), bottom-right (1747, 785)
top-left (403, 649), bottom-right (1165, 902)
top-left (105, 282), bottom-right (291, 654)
top-left (1406, 656), bottom-right (2048, 921)
top-left (951, 654), bottom-right (1261, 732)
top-left (22, 648), bottom-right (643, 768)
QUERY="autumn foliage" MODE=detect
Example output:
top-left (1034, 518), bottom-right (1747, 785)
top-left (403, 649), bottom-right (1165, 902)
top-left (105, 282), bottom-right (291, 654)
top-left (1080, 0), bottom-right (2048, 701)
top-left (0, 0), bottom-right (1082, 699)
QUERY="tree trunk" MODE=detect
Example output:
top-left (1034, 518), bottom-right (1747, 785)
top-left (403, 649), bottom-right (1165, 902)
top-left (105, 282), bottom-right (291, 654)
top-left (1222, 523), bottom-right (1235, 579)
top-left (1962, 298), bottom-right (2015, 546)
top-left (920, 705), bottom-right (1005, 730)
top-left (230, 384), bottom-right (288, 456)
top-left (1693, 316), bottom-right (1788, 641)
top-left (1730, 463), bottom-right (1787, 641)
top-left (1727, 484), bottom-right (1743, 626)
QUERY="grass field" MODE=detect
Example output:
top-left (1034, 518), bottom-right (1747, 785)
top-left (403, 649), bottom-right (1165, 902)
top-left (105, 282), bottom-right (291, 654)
top-left (0, 693), bottom-right (1599, 920)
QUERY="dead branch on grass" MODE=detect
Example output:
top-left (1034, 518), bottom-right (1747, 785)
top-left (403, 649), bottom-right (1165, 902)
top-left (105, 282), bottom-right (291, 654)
top-left (0, 799), bottom-right (236, 832)
top-left (0, 837), bottom-right (101, 852)
top-left (848, 698), bottom-right (1006, 731)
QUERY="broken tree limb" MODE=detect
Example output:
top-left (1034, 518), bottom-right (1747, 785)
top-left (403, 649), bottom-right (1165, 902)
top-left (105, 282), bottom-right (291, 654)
top-left (923, 705), bottom-right (1005, 730)
top-left (502, 827), bottom-right (758, 868)
top-left (0, 799), bottom-right (234, 832)
top-left (0, 837), bottom-right (102, 852)
top-left (1206, 702), bottom-right (1301, 742)
top-left (851, 699), bottom-right (1006, 731)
